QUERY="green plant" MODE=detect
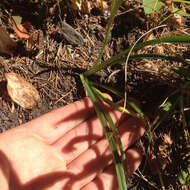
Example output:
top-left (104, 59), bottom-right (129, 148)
top-left (178, 170), bottom-right (190, 185)
top-left (81, 37), bottom-right (190, 189)
top-left (79, 0), bottom-right (190, 189)
top-left (143, 0), bottom-right (165, 15)
top-left (142, 0), bottom-right (190, 25)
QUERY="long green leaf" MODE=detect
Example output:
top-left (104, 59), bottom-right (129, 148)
top-left (107, 53), bottom-right (188, 68)
top-left (95, 0), bottom-right (123, 65)
top-left (80, 74), bottom-right (127, 190)
top-left (92, 87), bottom-right (127, 165)
top-left (130, 53), bottom-right (187, 63)
top-left (173, 0), bottom-right (190, 4)
top-left (84, 35), bottom-right (190, 76)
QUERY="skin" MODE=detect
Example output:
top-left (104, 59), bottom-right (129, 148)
top-left (0, 97), bottom-right (145, 190)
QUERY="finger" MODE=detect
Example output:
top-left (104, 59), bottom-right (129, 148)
top-left (81, 148), bottom-right (142, 190)
top-left (62, 117), bottom-right (145, 189)
top-left (0, 152), bottom-right (10, 190)
top-left (53, 107), bottom-right (129, 164)
top-left (23, 95), bottom-right (113, 144)
top-left (21, 97), bottom-right (98, 143)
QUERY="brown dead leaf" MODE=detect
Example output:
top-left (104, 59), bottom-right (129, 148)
top-left (68, 0), bottom-right (108, 14)
top-left (5, 73), bottom-right (40, 109)
top-left (0, 27), bottom-right (16, 55)
top-left (164, 0), bottom-right (174, 11)
top-left (14, 24), bottom-right (30, 39)
top-left (162, 133), bottom-right (173, 145)
top-left (96, 0), bottom-right (109, 11)
top-left (81, 0), bottom-right (92, 14)
top-left (11, 15), bottom-right (30, 39)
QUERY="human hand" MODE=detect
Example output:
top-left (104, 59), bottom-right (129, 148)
top-left (0, 97), bottom-right (145, 190)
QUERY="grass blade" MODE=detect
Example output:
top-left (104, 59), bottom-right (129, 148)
top-left (92, 87), bottom-right (139, 118)
top-left (95, 0), bottom-right (123, 65)
top-left (80, 74), bottom-right (127, 190)
top-left (84, 35), bottom-right (190, 76)
top-left (89, 80), bottom-right (124, 98)
top-left (106, 53), bottom-right (188, 68)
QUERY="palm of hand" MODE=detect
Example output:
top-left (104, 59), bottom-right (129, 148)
top-left (0, 97), bottom-right (145, 190)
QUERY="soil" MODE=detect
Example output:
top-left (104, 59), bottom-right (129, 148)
top-left (0, 1), bottom-right (190, 189)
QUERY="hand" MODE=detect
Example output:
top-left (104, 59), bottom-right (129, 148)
top-left (0, 97), bottom-right (145, 190)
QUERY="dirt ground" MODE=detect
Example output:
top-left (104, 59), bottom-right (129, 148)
top-left (0, 1), bottom-right (190, 189)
